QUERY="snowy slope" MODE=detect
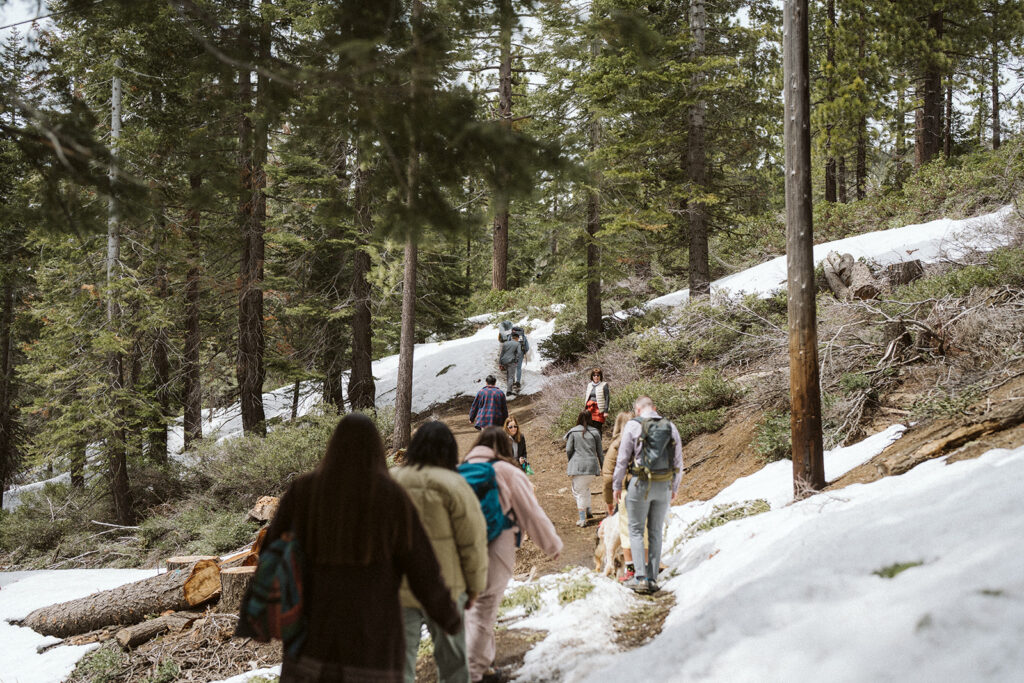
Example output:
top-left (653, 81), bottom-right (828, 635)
top-left (646, 204), bottom-right (1015, 307)
top-left (507, 432), bottom-right (1024, 683)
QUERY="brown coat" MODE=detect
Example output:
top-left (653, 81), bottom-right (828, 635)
top-left (602, 432), bottom-right (624, 505)
top-left (263, 472), bottom-right (458, 681)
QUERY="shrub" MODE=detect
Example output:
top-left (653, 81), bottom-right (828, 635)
top-left (499, 584), bottom-right (544, 616)
top-left (557, 576), bottom-right (595, 605)
top-left (873, 561), bottom-right (923, 579)
top-left (753, 411), bottom-right (791, 463)
top-left (681, 499), bottom-right (771, 541)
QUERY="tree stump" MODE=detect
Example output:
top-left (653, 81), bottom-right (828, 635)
top-left (219, 566), bottom-right (256, 615)
top-left (166, 555), bottom-right (218, 572)
top-left (248, 496), bottom-right (279, 523)
top-left (884, 259), bottom-right (924, 287)
top-left (20, 559), bottom-right (220, 638)
top-left (849, 262), bottom-right (879, 300)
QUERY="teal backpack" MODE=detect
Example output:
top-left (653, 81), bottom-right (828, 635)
top-left (458, 461), bottom-right (516, 543)
top-left (632, 416), bottom-right (677, 481)
top-left (237, 530), bottom-right (307, 658)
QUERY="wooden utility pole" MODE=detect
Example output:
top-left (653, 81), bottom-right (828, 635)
top-left (783, 0), bottom-right (825, 497)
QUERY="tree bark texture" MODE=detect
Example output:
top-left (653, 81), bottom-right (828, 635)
top-left (393, 239), bottom-right (418, 451)
top-left (585, 42), bottom-right (603, 332)
top-left (115, 614), bottom-right (194, 649)
top-left (855, 22), bottom-right (866, 200)
top-left (823, 0), bottom-right (837, 204)
top-left (183, 172), bottom-right (203, 450)
top-left (991, 46), bottom-right (1001, 150)
top-left (0, 278), bottom-right (15, 503)
top-left (491, 0), bottom-right (513, 292)
top-left (106, 59), bottom-right (133, 526)
top-left (783, 0), bottom-right (826, 496)
top-left (837, 154), bottom-right (847, 203)
top-left (218, 566), bottom-right (256, 615)
top-left (149, 212), bottom-right (170, 464)
top-left (236, 9), bottom-right (267, 437)
top-left (21, 560), bottom-right (220, 638)
top-left (944, 77), bottom-right (953, 159)
top-left (915, 10), bottom-right (944, 167)
top-left (349, 164), bottom-right (376, 411)
top-left (688, 0), bottom-right (710, 297)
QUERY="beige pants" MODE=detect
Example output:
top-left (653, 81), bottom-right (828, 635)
top-left (464, 529), bottom-right (517, 682)
top-left (570, 474), bottom-right (595, 511)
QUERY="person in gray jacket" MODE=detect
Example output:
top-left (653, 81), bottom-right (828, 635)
top-left (564, 411), bottom-right (604, 527)
top-left (498, 332), bottom-right (522, 393)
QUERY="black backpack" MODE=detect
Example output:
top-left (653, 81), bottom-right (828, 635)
top-left (632, 417), bottom-right (677, 481)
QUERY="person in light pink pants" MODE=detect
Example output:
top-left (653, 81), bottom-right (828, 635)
top-left (461, 429), bottom-right (562, 682)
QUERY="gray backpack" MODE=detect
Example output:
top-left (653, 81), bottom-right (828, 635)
top-left (632, 417), bottom-right (676, 481)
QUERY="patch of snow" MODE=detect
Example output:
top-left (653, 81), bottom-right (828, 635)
top-left (0, 569), bottom-right (158, 683)
top-left (645, 205), bottom-right (1015, 308)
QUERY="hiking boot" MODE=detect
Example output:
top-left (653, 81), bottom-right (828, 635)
top-left (480, 668), bottom-right (508, 683)
top-left (646, 579), bottom-right (661, 594)
top-left (586, 508), bottom-right (594, 519)
top-left (618, 568), bottom-right (635, 583)
top-left (623, 576), bottom-right (650, 594)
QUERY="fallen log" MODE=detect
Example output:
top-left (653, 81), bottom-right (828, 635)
top-left (19, 559), bottom-right (221, 638)
top-left (219, 566), bottom-right (256, 615)
top-left (166, 555), bottom-right (218, 572)
top-left (115, 613), bottom-right (194, 649)
top-left (823, 251), bottom-right (853, 299)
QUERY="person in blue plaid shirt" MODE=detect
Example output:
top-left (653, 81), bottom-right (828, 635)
top-left (469, 375), bottom-right (508, 431)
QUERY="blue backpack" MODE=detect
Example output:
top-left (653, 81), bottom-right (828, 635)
top-left (458, 461), bottom-right (515, 543)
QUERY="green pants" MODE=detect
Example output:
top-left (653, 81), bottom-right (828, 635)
top-left (402, 593), bottom-right (469, 683)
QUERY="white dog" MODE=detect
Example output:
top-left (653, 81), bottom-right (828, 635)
top-left (594, 512), bottom-right (625, 579)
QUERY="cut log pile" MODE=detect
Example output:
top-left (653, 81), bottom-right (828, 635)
top-left (12, 496), bottom-right (280, 651)
top-left (822, 251), bottom-right (924, 301)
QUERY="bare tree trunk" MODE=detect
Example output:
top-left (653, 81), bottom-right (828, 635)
top-left (586, 39), bottom-right (603, 332)
top-left (150, 211), bottom-right (170, 464)
top-left (915, 10), bottom-right (944, 167)
top-left (824, 0), bottom-right (837, 204)
top-left (107, 58), bottom-right (132, 525)
top-left (236, 9), bottom-right (267, 436)
top-left (783, 0), bottom-right (826, 496)
top-left (837, 154), bottom-right (847, 203)
top-left (183, 173), bottom-right (203, 450)
top-left (855, 21), bottom-right (866, 200)
top-left (991, 46), bottom-right (1001, 150)
top-left (491, 0), bottom-right (513, 292)
top-left (688, 0), bottom-right (710, 297)
top-left (0, 278), bottom-right (16, 503)
top-left (394, 0), bottom-right (424, 451)
top-left (349, 163), bottom-right (376, 411)
top-left (944, 76), bottom-right (953, 159)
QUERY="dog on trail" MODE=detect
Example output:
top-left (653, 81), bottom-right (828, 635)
top-left (594, 512), bottom-right (625, 579)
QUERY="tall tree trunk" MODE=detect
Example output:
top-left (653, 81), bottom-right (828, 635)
top-left (393, 0), bottom-right (424, 451)
top-left (183, 173), bottom-right (203, 450)
top-left (70, 441), bottom-right (85, 489)
top-left (150, 211), bottom-right (170, 465)
top-left (349, 163), bottom-right (376, 411)
top-left (586, 39), bottom-right (603, 332)
top-left (837, 154), bottom-right (847, 203)
top-left (106, 59), bottom-right (132, 525)
top-left (944, 76), bottom-right (953, 159)
top-left (688, 0), bottom-right (710, 297)
top-left (0, 278), bottom-right (15, 503)
top-left (491, 0), bottom-right (513, 292)
top-left (915, 10), bottom-right (944, 167)
top-left (236, 9), bottom-right (267, 436)
top-left (855, 115), bottom-right (866, 200)
top-left (823, 0), bottom-right (837, 203)
top-left (991, 46), bottom-right (1001, 150)
top-left (321, 152), bottom-right (349, 412)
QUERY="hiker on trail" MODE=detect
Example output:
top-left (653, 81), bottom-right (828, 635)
top-left (584, 367), bottom-right (610, 433)
top-left (511, 326), bottom-right (529, 388)
top-left (503, 416), bottom-right (532, 475)
top-left (241, 413), bottom-right (460, 681)
top-left (462, 427), bottom-right (562, 683)
top-left (613, 396), bottom-right (683, 595)
top-left (565, 411), bottom-right (604, 528)
top-left (602, 412), bottom-right (633, 516)
top-left (469, 375), bottom-right (508, 430)
top-left (392, 421), bottom-right (489, 683)
top-left (498, 332), bottom-right (522, 393)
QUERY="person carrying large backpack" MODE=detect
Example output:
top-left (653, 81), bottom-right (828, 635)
top-left (611, 396), bottom-right (683, 595)
top-left (460, 427), bottom-right (562, 682)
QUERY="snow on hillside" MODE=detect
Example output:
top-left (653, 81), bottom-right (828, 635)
top-left (505, 431), bottom-right (1024, 683)
top-left (645, 204), bottom-right (1016, 308)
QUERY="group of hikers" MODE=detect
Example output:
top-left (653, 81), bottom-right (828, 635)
top-left (239, 323), bottom-right (682, 682)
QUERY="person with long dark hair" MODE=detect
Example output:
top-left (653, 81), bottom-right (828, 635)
top-left (392, 421), bottom-right (489, 683)
top-left (565, 411), bottom-right (603, 527)
top-left (252, 413), bottom-right (460, 682)
top-left (462, 427), bottom-right (562, 682)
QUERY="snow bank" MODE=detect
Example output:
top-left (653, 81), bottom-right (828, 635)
top-left (0, 569), bottom-right (158, 683)
top-left (647, 205), bottom-right (1015, 307)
